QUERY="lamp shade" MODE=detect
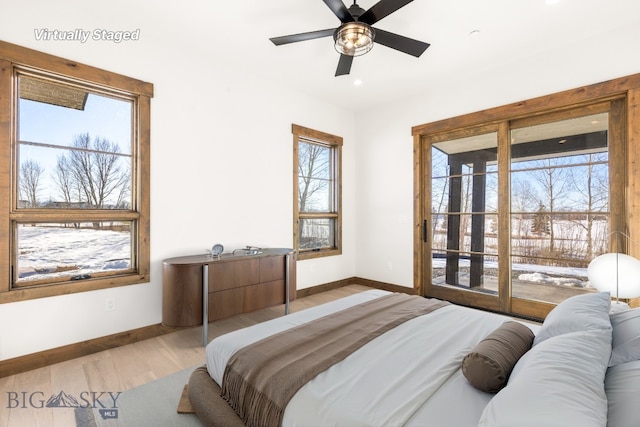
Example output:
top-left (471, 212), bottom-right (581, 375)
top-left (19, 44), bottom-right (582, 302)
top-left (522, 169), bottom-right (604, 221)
top-left (587, 253), bottom-right (640, 299)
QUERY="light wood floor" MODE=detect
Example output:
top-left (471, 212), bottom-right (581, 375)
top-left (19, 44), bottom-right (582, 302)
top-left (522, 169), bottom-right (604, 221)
top-left (0, 284), bottom-right (373, 427)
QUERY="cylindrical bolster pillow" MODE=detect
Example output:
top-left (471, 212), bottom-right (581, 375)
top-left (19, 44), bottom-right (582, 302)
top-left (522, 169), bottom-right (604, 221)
top-left (461, 321), bottom-right (535, 393)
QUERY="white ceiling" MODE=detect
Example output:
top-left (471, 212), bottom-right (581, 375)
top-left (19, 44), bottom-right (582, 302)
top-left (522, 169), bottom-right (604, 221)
top-left (169, 0), bottom-right (640, 112)
top-left (4, 0), bottom-right (640, 113)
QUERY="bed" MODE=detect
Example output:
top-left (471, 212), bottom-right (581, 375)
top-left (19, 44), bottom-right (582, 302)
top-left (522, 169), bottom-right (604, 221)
top-left (188, 289), bottom-right (640, 427)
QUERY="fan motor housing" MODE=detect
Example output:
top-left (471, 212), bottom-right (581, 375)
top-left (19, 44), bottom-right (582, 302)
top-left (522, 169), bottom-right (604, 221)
top-left (348, 3), bottom-right (366, 18)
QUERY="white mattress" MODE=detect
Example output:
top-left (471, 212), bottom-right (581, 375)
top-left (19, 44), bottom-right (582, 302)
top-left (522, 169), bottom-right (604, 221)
top-left (206, 290), bottom-right (539, 426)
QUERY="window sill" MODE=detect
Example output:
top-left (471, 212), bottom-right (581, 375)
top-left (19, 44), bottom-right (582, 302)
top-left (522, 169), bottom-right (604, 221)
top-left (297, 248), bottom-right (342, 260)
top-left (0, 273), bottom-right (149, 304)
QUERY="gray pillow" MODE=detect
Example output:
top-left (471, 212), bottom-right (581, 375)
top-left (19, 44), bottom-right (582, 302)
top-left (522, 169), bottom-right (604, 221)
top-left (609, 308), bottom-right (640, 366)
top-left (478, 330), bottom-right (611, 427)
top-left (605, 359), bottom-right (640, 427)
top-left (462, 321), bottom-right (535, 393)
top-left (533, 291), bottom-right (612, 346)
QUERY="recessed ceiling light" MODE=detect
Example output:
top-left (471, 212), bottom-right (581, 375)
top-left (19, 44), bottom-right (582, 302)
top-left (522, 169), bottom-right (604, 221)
top-left (353, 79), bottom-right (363, 86)
top-left (591, 120), bottom-right (599, 124)
top-left (469, 29), bottom-right (480, 37)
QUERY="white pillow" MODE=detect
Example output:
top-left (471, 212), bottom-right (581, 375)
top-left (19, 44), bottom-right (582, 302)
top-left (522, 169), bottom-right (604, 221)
top-left (605, 359), bottom-right (640, 427)
top-left (533, 291), bottom-right (611, 346)
top-left (478, 329), bottom-right (611, 427)
top-left (609, 308), bottom-right (640, 366)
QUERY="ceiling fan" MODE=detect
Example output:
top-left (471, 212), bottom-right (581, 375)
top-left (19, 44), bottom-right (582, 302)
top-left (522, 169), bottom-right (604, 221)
top-left (269, 0), bottom-right (430, 76)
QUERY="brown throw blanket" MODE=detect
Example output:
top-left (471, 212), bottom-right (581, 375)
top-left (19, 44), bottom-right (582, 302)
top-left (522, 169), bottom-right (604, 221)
top-left (221, 293), bottom-right (449, 427)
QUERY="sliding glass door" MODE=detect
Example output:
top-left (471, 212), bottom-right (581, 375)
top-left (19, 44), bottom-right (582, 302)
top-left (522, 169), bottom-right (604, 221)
top-left (419, 100), bottom-right (626, 319)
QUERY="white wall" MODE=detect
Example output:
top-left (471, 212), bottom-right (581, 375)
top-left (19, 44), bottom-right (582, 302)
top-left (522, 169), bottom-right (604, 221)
top-left (353, 21), bottom-right (640, 289)
top-left (0, 16), bottom-right (356, 361)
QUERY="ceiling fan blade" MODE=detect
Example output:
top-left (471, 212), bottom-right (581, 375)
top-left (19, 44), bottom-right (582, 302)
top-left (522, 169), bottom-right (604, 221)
top-left (335, 54), bottom-right (354, 76)
top-left (270, 28), bottom-right (336, 46)
top-left (359, 0), bottom-right (414, 25)
top-left (373, 28), bottom-right (430, 57)
top-left (322, 0), bottom-right (354, 23)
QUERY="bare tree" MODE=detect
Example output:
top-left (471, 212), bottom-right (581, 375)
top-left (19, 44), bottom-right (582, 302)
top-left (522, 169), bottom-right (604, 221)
top-left (52, 155), bottom-right (75, 207)
top-left (529, 157), bottom-right (571, 255)
top-left (50, 133), bottom-right (130, 230)
top-left (567, 153), bottom-right (609, 259)
top-left (19, 159), bottom-right (44, 207)
top-left (66, 133), bottom-right (129, 209)
top-left (298, 141), bottom-right (329, 211)
top-left (511, 178), bottom-right (537, 235)
top-left (431, 150), bottom-right (450, 239)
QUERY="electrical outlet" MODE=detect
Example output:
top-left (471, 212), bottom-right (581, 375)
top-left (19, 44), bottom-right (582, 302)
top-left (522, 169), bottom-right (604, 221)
top-left (105, 297), bottom-right (115, 311)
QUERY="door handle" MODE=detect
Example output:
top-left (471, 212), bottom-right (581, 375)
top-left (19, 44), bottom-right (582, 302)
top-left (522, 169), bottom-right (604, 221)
top-left (423, 219), bottom-right (428, 243)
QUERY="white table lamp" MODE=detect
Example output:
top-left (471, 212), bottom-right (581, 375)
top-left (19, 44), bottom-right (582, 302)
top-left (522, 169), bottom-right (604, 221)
top-left (588, 252), bottom-right (640, 308)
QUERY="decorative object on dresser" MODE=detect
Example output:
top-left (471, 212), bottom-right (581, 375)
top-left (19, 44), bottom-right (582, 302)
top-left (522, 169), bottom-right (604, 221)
top-left (162, 248), bottom-right (296, 346)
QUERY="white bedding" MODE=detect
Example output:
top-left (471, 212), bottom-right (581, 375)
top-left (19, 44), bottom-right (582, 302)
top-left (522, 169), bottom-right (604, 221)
top-left (206, 290), bottom-right (539, 426)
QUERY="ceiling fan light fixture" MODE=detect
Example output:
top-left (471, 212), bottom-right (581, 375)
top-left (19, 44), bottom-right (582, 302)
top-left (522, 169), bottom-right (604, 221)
top-left (334, 22), bottom-right (375, 57)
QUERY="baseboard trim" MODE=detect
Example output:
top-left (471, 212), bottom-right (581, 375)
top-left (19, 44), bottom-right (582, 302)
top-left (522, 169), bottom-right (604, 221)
top-left (350, 277), bottom-right (418, 295)
top-left (296, 276), bottom-right (417, 298)
top-left (1, 277), bottom-right (416, 378)
top-left (295, 277), bottom-right (355, 298)
top-left (0, 323), bottom-right (179, 378)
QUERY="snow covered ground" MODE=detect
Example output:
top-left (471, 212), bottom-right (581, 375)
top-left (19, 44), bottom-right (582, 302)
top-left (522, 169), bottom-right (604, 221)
top-left (17, 225), bottom-right (130, 281)
top-left (432, 257), bottom-right (592, 288)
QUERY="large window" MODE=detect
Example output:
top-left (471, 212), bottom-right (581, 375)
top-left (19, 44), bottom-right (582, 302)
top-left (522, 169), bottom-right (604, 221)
top-left (0, 41), bottom-right (153, 302)
top-left (414, 77), bottom-right (639, 319)
top-left (292, 124), bottom-right (342, 259)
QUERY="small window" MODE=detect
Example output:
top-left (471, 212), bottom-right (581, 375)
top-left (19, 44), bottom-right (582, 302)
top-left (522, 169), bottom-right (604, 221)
top-left (292, 124), bottom-right (342, 259)
top-left (0, 41), bottom-right (152, 302)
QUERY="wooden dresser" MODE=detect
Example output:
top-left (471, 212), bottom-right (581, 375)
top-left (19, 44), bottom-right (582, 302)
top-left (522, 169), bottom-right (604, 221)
top-left (162, 248), bottom-right (296, 343)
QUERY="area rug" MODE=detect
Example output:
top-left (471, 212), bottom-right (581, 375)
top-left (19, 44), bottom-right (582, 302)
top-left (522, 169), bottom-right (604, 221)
top-left (75, 366), bottom-right (202, 427)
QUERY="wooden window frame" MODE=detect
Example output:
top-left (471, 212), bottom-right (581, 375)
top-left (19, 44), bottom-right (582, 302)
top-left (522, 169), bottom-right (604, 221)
top-left (292, 124), bottom-right (342, 260)
top-left (412, 73), bottom-right (640, 318)
top-left (0, 40), bottom-right (153, 303)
